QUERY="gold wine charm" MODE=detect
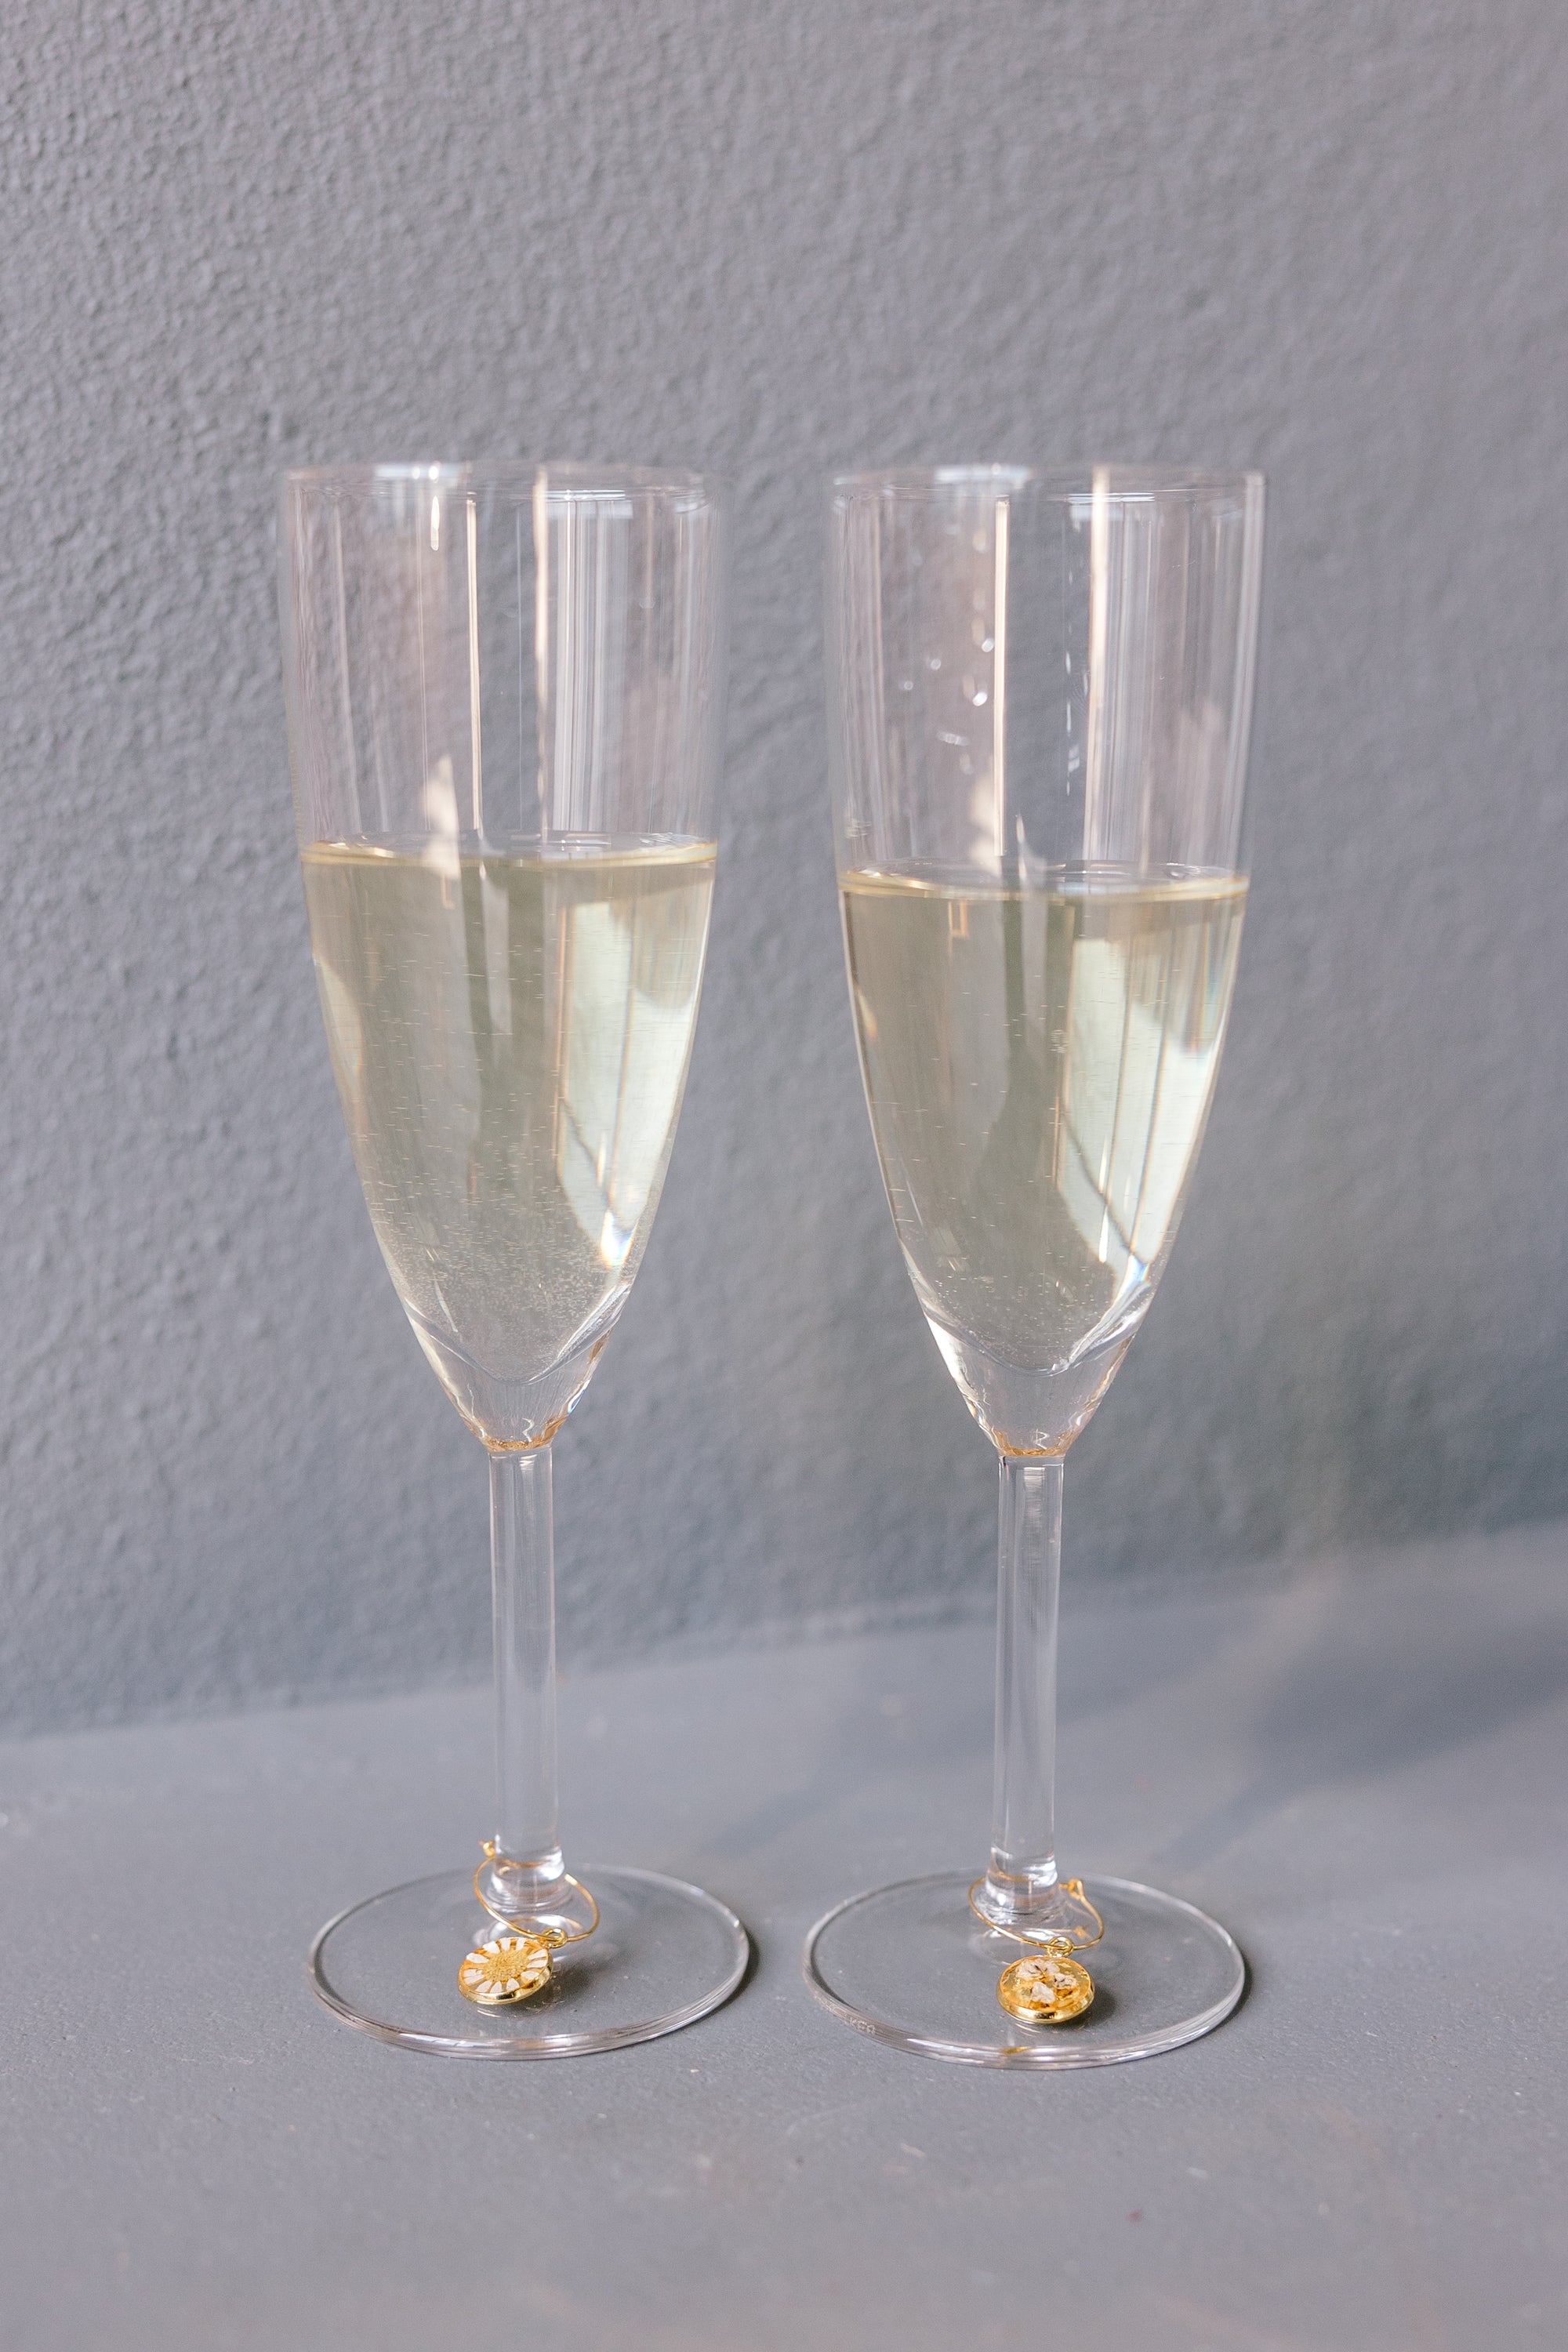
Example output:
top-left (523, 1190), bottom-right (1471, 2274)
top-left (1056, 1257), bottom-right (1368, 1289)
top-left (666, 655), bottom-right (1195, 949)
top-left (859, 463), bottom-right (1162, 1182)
top-left (459, 1933), bottom-right (556, 2005)
top-left (458, 1844), bottom-right (600, 2007)
top-left (996, 1942), bottom-right (1095, 2024)
top-left (969, 1876), bottom-right (1104, 2027)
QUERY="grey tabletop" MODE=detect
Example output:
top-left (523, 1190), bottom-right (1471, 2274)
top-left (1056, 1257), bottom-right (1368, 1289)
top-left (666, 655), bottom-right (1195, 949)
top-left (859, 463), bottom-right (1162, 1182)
top-left (2, 1523), bottom-right (1564, 2351)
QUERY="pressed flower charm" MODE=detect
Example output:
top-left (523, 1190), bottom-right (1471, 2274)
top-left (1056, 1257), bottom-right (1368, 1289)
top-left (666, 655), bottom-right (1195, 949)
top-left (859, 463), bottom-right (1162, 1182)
top-left (996, 1941), bottom-right (1094, 2024)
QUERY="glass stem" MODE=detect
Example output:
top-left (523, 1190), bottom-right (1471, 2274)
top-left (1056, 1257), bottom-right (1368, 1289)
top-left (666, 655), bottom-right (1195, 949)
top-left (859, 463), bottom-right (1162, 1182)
top-left (980, 1453), bottom-right (1064, 1926)
top-left (483, 1444), bottom-right (566, 1915)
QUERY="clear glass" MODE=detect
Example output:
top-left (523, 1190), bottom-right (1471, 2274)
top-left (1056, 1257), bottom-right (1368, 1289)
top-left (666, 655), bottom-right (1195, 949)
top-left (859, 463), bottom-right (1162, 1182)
top-left (280, 461), bottom-right (746, 2055)
top-left (808, 463), bottom-right (1264, 2064)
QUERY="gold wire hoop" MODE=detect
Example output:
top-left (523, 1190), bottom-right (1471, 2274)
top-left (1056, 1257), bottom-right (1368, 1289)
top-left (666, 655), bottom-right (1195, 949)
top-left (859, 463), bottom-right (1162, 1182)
top-left (475, 1845), bottom-right (601, 1944)
top-left (966, 1875), bottom-right (1104, 1951)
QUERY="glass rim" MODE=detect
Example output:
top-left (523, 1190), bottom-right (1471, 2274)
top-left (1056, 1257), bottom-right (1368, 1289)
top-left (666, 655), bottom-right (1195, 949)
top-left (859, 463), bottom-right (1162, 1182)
top-left (279, 459), bottom-right (729, 506)
top-left (828, 462), bottom-right (1265, 503)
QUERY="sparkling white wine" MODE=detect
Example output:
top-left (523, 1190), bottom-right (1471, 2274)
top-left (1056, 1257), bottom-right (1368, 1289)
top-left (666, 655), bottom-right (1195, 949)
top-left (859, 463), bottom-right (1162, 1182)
top-left (303, 839), bottom-right (715, 1446)
top-left (841, 869), bottom-right (1247, 1453)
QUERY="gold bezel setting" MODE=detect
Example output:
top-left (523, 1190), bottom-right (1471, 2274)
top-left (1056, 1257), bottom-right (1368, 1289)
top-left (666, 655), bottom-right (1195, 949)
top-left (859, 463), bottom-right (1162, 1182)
top-left (996, 1944), bottom-right (1094, 2024)
top-left (457, 1932), bottom-right (554, 2004)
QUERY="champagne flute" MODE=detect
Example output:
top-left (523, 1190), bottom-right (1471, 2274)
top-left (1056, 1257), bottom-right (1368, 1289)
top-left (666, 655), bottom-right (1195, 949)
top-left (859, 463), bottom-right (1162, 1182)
top-left (808, 464), bottom-right (1265, 2066)
top-left (279, 461), bottom-right (746, 2056)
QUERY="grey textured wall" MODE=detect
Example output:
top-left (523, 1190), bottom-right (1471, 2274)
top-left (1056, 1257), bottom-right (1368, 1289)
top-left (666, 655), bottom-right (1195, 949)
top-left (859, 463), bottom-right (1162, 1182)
top-left (2, 1), bottom-right (1565, 1731)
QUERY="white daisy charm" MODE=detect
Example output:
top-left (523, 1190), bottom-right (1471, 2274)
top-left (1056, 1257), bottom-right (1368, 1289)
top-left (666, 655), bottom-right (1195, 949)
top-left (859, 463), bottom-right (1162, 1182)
top-left (458, 1933), bottom-right (552, 2005)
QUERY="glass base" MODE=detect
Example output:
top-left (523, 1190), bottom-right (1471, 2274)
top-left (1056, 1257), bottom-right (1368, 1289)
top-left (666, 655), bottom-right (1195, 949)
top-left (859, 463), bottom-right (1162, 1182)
top-left (309, 1864), bottom-right (749, 2058)
top-left (803, 1872), bottom-right (1243, 2068)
